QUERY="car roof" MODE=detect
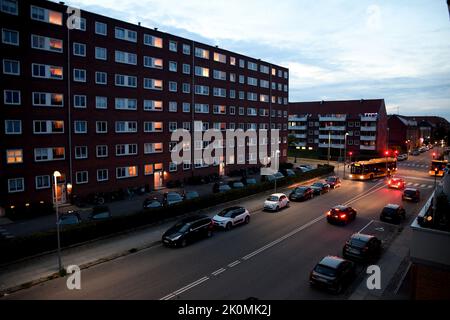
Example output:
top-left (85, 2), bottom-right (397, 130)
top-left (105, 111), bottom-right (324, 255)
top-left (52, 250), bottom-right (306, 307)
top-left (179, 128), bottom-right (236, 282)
top-left (332, 205), bottom-right (349, 211)
top-left (384, 204), bottom-right (400, 209)
top-left (404, 188), bottom-right (418, 192)
top-left (222, 206), bottom-right (244, 211)
top-left (391, 177), bottom-right (403, 180)
top-left (318, 256), bottom-right (346, 269)
top-left (350, 233), bottom-right (374, 242)
top-left (271, 193), bottom-right (285, 197)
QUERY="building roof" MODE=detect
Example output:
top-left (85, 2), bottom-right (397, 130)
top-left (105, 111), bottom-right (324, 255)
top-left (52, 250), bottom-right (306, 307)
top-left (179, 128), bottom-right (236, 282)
top-left (406, 116), bottom-right (450, 129)
top-left (389, 115), bottom-right (417, 127)
top-left (289, 99), bottom-right (385, 117)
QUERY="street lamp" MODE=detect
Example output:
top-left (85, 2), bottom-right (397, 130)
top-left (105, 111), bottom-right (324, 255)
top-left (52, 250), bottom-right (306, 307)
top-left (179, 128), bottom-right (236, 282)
top-left (53, 171), bottom-right (63, 273)
top-left (327, 131), bottom-right (331, 166)
top-left (385, 150), bottom-right (390, 177)
top-left (274, 150), bottom-right (280, 193)
top-left (343, 132), bottom-right (349, 179)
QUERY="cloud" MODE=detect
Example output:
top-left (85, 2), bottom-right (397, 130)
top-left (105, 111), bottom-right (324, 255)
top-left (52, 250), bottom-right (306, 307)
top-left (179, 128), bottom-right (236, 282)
top-left (366, 4), bottom-right (382, 31)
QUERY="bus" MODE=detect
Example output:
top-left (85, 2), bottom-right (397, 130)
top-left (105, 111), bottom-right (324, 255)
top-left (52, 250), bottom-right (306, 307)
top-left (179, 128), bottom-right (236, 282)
top-left (349, 157), bottom-right (397, 180)
top-left (429, 160), bottom-right (448, 177)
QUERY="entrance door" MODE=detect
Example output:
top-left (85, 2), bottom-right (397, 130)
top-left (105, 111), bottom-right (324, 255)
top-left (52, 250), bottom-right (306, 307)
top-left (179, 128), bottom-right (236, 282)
top-left (154, 172), bottom-right (163, 189)
top-left (219, 162), bottom-right (225, 176)
top-left (54, 183), bottom-right (67, 205)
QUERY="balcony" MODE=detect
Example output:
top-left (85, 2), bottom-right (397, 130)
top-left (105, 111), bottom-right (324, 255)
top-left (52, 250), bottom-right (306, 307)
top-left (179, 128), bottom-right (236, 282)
top-left (291, 134), bottom-right (307, 139)
top-left (319, 134), bottom-right (345, 140)
top-left (319, 115), bottom-right (347, 121)
top-left (289, 125), bottom-right (307, 130)
top-left (292, 141), bottom-right (306, 147)
top-left (319, 126), bottom-right (346, 131)
top-left (289, 115), bottom-right (308, 122)
top-left (318, 143), bottom-right (345, 149)
top-left (360, 126), bottom-right (377, 132)
top-left (360, 145), bottom-right (376, 151)
top-left (360, 115), bottom-right (378, 121)
top-left (360, 135), bottom-right (376, 141)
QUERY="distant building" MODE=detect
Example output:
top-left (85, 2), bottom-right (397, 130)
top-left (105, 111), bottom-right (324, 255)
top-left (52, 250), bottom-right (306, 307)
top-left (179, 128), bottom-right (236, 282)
top-left (288, 99), bottom-right (388, 160)
top-left (388, 115), bottom-right (420, 153)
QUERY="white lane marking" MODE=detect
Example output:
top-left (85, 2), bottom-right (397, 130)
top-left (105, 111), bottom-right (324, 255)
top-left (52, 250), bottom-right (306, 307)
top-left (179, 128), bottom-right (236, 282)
top-left (212, 268), bottom-right (226, 276)
top-left (406, 182), bottom-right (413, 186)
top-left (228, 261), bottom-right (241, 268)
top-left (160, 276), bottom-right (209, 300)
top-left (398, 175), bottom-right (436, 182)
top-left (358, 220), bottom-right (374, 234)
top-left (420, 184), bottom-right (427, 188)
top-left (427, 185), bottom-right (433, 189)
top-left (414, 183), bottom-right (420, 187)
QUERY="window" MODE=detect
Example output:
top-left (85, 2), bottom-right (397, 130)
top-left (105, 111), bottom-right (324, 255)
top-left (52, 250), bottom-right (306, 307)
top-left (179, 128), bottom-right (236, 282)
top-left (195, 66), bottom-right (209, 77)
top-left (3, 59), bottom-right (19, 75)
top-left (247, 108), bottom-right (257, 116)
top-left (247, 77), bottom-right (258, 86)
top-left (95, 72), bottom-right (107, 85)
top-left (35, 175), bottom-right (50, 189)
top-left (194, 104), bottom-right (209, 114)
top-left (75, 146), bottom-right (88, 159)
top-left (115, 50), bottom-right (137, 65)
top-left (169, 122), bottom-right (177, 132)
top-left (260, 65), bottom-right (269, 74)
top-left (115, 121), bottom-right (137, 133)
top-left (96, 96), bottom-right (107, 109)
top-left (8, 178), bottom-right (24, 193)
top-left (213, 87), bottom-right (226, 97)
top-left (144, 78), bottom-right (163, 90)
top-left (195, 47), bottom-right (209, 59)
top-left (182, 44), bottom-right (191, 55)
top-left (76, 171), bottom-right (88, 184)
top-left (33, 120), bottom-right (64, 134)
top-left (169, 81), bottom-right (177, 92)
top-left (169, 61), bottom-right (177, 72)
top-left (1, 0), bottom-right (18, 15)
top-left (96, 145), bottom-right (108, 158)
top-left (182, 103), bottom-right (190, 113)
top-left (73, 69), bottom-right (86, 82)
top-left (31, 34), bottom-right (63, 52)
top-left (260, 94), bottom-right (269, 103)
top-left (116, 144), bottom-right (138, 156)
top-left (96, 121), bottom-right (107, 133)
top-left (32, 92), bottom-right (63, 107)
top-left (247, 92), bottom-right (257, 101)
top-left (169, 40), bottom-right (177, 52)
top-left (116, 166), bottom-right (138, 179)
top-left (144, 164), bottom-right (154, 175)
top-left (169, 162), bottom-right (177, 172)
top-left (169, 142), bottom-right (178, 152)
top-left (229, 106), bottom-right (235, 115)
top-left (115, 98), bottom-right (137, 110)
top-left (239, 59), bottom-right (245, 68)
top-left (213, 105), bottom-right (226, 115)
top-left (95, 47), bottom-right (107, 60)
top-left (73, 42), bottom-right (86, 57)
top-left (230, 73), bottom-right (236, 82)
top-left (272, 68), bottom-right (276, 76)
top-left (115, 74), bottom-right (137, 87)
top-left (4, 90), bottom-right (20, 105)
top-left (144, 143), bottom-right (163, 154)
top-left (97, 169), bottom-right (108, 182)
top-left (248, 61), bottom-right (258, 71)
top-left (239, 75), bottom-right (245, 84)
top-left (260, 79), bottom-right (269, 88)
top-left (143, 121), bottom-right (163, 132)
top-left (182, 122), bottom-right (191, 131)
top-left (183, 162), bottom-right (191, 170)
top-left (213, 70), bottom-right (226, 80)
top-left (95, 22), bottom-right (107, 35)
top-left (32, 63), bottom-right (63, 80)
top-left (239, 107), bottom-right (245, 115)
top-left (34, 147), bottom-right (65, 161)
top-left (213, 52), bottom-right (226, 63)
top-left (115, 27), bottom-right (137, 42)
top-left (144, 34), bottom-right (163, 48)
top-left (143, 56), bottom-right (163, 69)
top-left (182, 83), bottom-right (190, 94)
top-left (31, 6), bottom-right (62, 25)
top-left (194, 85), bottom-right (209, 96)
top-left (73, 95), bottom-right (87, 108)
top-left (169, 101), bottom-right (177, 112)
top-left (144, 100), bottom-right (163, 112)
top-left (6, 149), bottom-right (22, 164)
top-left (74, 120), bottom-right (87, 134)
top-left (182, 64), bottom-right (190, 74)
top-left (2, 28), bottom-right (18, 45)
top-left (229, 90), bottom-right (236, 99)
top-left (5, 119), bottom-right (21, 134)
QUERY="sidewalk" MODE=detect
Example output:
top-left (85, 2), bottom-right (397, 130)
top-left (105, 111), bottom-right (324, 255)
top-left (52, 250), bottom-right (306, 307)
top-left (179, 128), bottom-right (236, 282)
top-left (0, 174), bottom-right (324, 296)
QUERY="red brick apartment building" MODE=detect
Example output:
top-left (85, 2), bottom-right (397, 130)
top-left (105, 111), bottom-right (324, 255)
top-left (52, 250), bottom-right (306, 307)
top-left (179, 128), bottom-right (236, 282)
top-left (0, 0), bottom-right (289, 214)
top-left (288, 99), bottom-right (388, 159)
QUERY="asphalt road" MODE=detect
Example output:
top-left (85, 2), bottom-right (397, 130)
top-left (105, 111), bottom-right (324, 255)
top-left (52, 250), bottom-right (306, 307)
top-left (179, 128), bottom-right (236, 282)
top-left (4, 150), bottom-right (439, 300)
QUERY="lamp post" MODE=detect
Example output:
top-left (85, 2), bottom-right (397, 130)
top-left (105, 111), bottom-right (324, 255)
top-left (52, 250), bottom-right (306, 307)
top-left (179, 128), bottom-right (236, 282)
top-left (385, 150), bottom-right (389, 177)
top-left (274, 150), bottom-right (280, 193)
top-left (343, 133), bottom-right (349, 179)
top-left (327, 131), bottom-right (331, 166)
top-left (53, 171), bottom-right (63, 273)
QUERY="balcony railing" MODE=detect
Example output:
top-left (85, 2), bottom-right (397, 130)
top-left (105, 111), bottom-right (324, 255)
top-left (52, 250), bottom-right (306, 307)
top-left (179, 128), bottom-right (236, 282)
top-left (361, 116), bottom-right (378, 121)
top-left (360, 126), bottom-right (377, 132)
top-left (318, 143), bottom-right (345, 149)
top-left (319, 126), bottom-right (346, 131)
top-left (291, 134), bottom-right (307, 139)
top-left (319, 134), bottom-right (345, 140)
top-left (288, 116), bottom-right (308, 122)
top-left (319, 116), bottom-right (347, 121)
top-left (360, 145), bottom-right (376, 150)
top-left (289, 125), bottom-right (307, 130)
top-left (292, 141), bottom-right (306, 147)
top-left (360, 135), bottom-right (376, 141)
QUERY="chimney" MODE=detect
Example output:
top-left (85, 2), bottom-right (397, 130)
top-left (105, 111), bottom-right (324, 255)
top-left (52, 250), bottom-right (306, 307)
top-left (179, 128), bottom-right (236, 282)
top-left (154, 27), bottom-right (158, 31)
top-left (138, 22), bottom-right (141, 26)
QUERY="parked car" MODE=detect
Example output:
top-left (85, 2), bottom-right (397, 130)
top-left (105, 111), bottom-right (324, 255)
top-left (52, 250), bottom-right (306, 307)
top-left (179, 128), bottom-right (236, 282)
top-left (163, 192), bottom-right (184, 206)
top-left (326, 205), bottom-right (357, 225)
top-left (89, 205), bottom-right (111, 221)
top-left (342, 233), bottom-right (382, 262)
top-left (289, 186), bottom-right (314, 201)
top-left (184, 191), bottom-right (200, 200)
top-left (212, 206), bottom-right (250, 230)
top-left (402, 188), bottom-right (420, 202)
top-left (281, 169), bottom-right (296, 177)
top-left (162, 215), bottom-right (213, 247)
top-left (411, 150), bottom-right (420, 156)
top-left (325, 176), bottom-right (342, 189)
top-left (218, 185), bottom-right (232, 193)
top-left (143, 198), bottom-right (163, 209)
top-left (229, 181), bottom-right (245, 189)
top-left (242, 177), bottom-right (258, 186)
top-left (310, 182), bottom-right (330, 195)
top-left (309, 256), bottom-right (355, 294)
top-left (294, 165), bottom-right (313, 173)
top-left (387, 177), bottom-right (405, 190)
top-left (213, 181), bottom-right (227, 193)
top-left (264, 172), bottom-right (285, 182)
top-left (58, 211), bottom-right (82, 226)
top-left (397, 154), bottom-right (408, 161)
top-left (264, 193), bottom-right (289, 211)
top-left (380, 204), bottom-right (406, 224)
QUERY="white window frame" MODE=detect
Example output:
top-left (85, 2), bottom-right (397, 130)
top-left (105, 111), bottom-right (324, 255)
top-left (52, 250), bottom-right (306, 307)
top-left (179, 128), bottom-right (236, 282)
top-left (115, 27), bottom-right (137, 43)
top-left (3, 59), bottom-right (20, 75)
top-left (74, 120), bottom-right (87, 134)
top-left (73, 42), bottom-right (86, 57)
top-left (8, 178), bottom-right (24, 193)
top-left (95, 47), bottom-right (107, 60)
top-left (96, 145), bottom-right (108, 158)
top-left (2, 28), bottom-right (19, 46)
top-left (75, 146), bottom-right (88, 159)
top-left (4, 119), bottom-right (21, 134)
top-left (73, 95), bottom-right (87, 108)
top-left (97, 169), bottom-right (109, 182)
top-left (31, 34), bottom-right (63, 53)
top-left (35, 175), bottom-right (51, 190)
top-left (73, 68), bottom-right (86, 82)
top-left (75, 171), bottom-right (89, 185)
top-left (95, 21), bottom-right (107, 36)
top-left (3, 89), bottom-right (20, 105)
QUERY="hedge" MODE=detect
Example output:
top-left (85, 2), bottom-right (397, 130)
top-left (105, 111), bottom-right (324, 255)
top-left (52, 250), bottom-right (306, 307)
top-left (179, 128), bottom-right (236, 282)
top-left (0, 165), bottom-right (334, 264)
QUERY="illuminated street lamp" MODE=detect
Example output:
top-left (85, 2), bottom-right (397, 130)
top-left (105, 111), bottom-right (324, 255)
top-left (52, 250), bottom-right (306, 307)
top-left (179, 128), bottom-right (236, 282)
top-left (385, 150), bottom-right (390, 177)
top-left (53, 171), bottom-right (63, 273)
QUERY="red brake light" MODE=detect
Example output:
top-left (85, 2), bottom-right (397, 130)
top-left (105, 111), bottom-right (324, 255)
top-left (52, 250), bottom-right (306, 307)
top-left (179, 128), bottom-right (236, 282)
top-left (339, 214), bottom-right (347, 219)
top-left (388, 180), bottom-right (391, 185)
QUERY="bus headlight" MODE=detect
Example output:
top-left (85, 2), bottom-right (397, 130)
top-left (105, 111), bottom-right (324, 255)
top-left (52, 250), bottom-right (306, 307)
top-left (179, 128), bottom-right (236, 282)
top-left (360, 175), bottom-right (364, 179)
top-left (349, 174), bottom-right (353, 178)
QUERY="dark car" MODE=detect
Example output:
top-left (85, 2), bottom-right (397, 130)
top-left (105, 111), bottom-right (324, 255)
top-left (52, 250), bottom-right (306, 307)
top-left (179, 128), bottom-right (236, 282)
top-left (162, 215), bottom-right (213, 248)
top-left (163, 192), bottom-right (184, 206)
top-left (402, 188), bottom-right (420, 202)
top-left (213, 181), bottom-right (229, 193)
top-left (143, 198), bottom-right (163, 209)
top-left (380, 204), bottom-right (406, 224)
top-left (281, 169), bottom-right (297, 177)
top-left (388, 177), bottom-right (405, 190)
top-left (309, 256), bottom-right (355, 294)
top-left (289, 186), bottom-right (314, 201)
top-left (411, 150), bottom-right (420, 156)
top-left (229, 181), bottom-right (245, 189)
top-left (184, 191), bottom-right (200, 200)
top-left (343, 233), bottom-right (382, 262)
top-left (310, 182), bottom-right (330, 195)
top-left (326, 205), bottom-right (357, 225)
top-left (89, 205), bottom-right (111, 221)
top-left (325, 176), bottom-right (341, 189)
top-left (242, 177), bottom-right (258, 186)
top-left (58, 211), bottom-right (82, 226)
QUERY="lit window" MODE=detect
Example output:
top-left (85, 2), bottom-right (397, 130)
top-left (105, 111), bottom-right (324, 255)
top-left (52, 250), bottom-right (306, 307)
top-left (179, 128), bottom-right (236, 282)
top-left (31, 6), bottom-right (62, 25)
top-left (6, 149), bottom-right (23, 164)
top-left (144, 34), bottom-right (163, 48)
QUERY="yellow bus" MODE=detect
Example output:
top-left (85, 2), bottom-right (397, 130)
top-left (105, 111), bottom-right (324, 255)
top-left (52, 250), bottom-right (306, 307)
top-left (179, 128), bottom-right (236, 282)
top-left (429, 160), bottom-right (448, 177)
top-left (349, 157), bottom-right (397, 180)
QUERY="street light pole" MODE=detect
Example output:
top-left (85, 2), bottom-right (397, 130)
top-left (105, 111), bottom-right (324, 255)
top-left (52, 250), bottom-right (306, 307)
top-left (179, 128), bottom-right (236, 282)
top-left (343, 133), bottom-right (348, 179)
top-left (328, 131), bottom-right (331, 166)
top-left (274, 150), bottom-right (280, 193)
top-left (53, 171), bottom-right (63, 273)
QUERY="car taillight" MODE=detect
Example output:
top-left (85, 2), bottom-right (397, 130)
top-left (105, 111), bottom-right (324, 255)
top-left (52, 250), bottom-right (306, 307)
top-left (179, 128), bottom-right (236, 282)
top-left (398, 183), bottom-right (401, 186)
top-left (340, 214), bottom-right (347, 219)
top-left (388, 180), bottom-right (391, 185)
top-left (326, 211), bottom-right (331, 216)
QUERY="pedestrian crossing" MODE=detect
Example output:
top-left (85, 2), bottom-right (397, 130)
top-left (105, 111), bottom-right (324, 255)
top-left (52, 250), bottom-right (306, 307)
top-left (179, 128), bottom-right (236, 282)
top-left (404, 182), bottom-right (434, 189)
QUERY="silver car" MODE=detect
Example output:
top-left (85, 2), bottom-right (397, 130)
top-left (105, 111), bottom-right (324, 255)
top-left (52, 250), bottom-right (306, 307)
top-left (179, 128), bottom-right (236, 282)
top-left (212, 206), bottom-right (250, 230)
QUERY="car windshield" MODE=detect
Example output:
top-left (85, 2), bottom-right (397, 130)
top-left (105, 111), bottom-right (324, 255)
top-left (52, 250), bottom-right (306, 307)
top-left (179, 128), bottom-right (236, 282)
top-left (218, 209), bottom-right (235, 218)
top-left (186, 192), bottom-right (199, 199)
top-left (92, 212), bottom-right (110, 219)
top-left (267, 196), bottom-right (279, 201)
top-left (382, 208), bottom-right (397, 216)
top-left (220, 185), bottom-right (231, 191)
top-left (295, 187), bottom-right (308, 193)
top-left (167, 194), bottom-right (182, 201)
top-left (349, 238), bottom-right (367, 248)
top-left (404, 190), bottom-right (416, 196)
top-left (60, 215), bottom-right (79, 224)
top-left (327, 177), bottom-right (336, 182)
top-left (246, 179), bottom-right (257, 184)
top-left (147, 200), bottom-right (162, 207)
top-left (314, 264), bottom-right (337, 277)
top-left (312, 182), bottom-right (323, 187)
top-left (170, 222), bottom-right (190, 233)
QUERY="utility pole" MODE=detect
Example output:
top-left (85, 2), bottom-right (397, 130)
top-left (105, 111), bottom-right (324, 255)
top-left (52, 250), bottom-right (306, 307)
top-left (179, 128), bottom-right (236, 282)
top-left (328, 131), bottom-right (331, 166)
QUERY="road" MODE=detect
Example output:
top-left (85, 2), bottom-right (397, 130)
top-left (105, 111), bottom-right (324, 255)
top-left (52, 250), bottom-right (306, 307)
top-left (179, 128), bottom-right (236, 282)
top-left (4, 150), bottom-right (439, 300)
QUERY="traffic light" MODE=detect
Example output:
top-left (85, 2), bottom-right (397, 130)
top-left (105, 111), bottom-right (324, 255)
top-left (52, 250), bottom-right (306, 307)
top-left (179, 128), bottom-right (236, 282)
top-left (349, 151), bottom-right (353, 156)
top-left (385, 151), bottom-right (389, 156)
top-left (432, 152), bottom-right (436, 159)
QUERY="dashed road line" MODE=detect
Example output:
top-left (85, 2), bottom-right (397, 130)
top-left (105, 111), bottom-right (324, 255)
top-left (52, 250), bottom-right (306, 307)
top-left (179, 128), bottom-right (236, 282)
top-left (160, 276), bottom-right (210, 300)
top-left (211, 268), bottom-right (226, 276)
top-left (228, 261), bottom-right (241, 268)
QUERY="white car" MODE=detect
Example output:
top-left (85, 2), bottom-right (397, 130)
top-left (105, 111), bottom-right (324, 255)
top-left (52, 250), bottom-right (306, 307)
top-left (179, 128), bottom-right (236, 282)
top-left (264, 193), bottom-right (290, 211)
top-left (212, 206), bottom-right (250, 230)
top-left (397, 154), bottom-right (408, 161)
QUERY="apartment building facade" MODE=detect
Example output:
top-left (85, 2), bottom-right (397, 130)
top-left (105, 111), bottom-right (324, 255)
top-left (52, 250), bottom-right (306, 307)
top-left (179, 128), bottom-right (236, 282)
top-left (288, 99), bottom-right (388, 159)
top-left (387, 115), bottom-right (420, 153)
top-left (0, 0), bottom-right (289, 213)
